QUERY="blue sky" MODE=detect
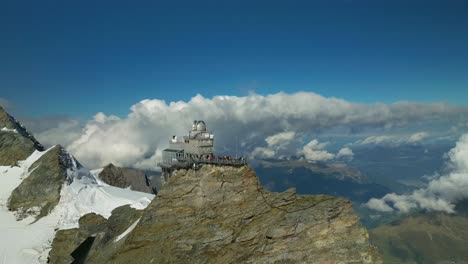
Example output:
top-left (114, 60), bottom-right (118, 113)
top-left (1, 0), bottom-right (467, 118)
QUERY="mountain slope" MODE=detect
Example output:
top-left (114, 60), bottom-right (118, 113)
top-left (369, 213), bottom-right (468, 264)
top-left (0, 106), bottom-right (44, 165)
top-left (8, 145), bottom-right (81, 220)
top-left (97, 163), bottom-right (155, 194)
top-left (49, 205), bottom-right (144, 264)
top-left (0, 107), bottom-right (156, 264)
top-left (0, 147), bottom-right (155, 263)
top-left (77, 165), bottom-right (381, 263)
top-left (0, 114), bottom-right (154, 263)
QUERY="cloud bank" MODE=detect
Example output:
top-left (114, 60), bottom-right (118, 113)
top-left (366, 133), bottom-right (468, 213)
top-left (336, 147), bottom-right (354, 160)
top-left (21, 116), bottom-right (83, 147)
top-left (298, 139), bottom-right (335, 161)
top-left (353, 132), bottom-right (429, 146)
top-left (251, 131), bottom-right (297, 159)
top-left (30, 92), bottom-right (467, 169)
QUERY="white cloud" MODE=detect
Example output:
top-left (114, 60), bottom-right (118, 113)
top-left (251, 147), bottom-right (276, 159)
top-left (408, 132), bottom-right (429, 143)
top-left (357, 135), bottom-right (397, 145)
top-left (298, 139), bottom-right (335, 162)
top-left (366, 198), bottom-right (394, 212)
top-left (354, 131), bottom-right (430, 146)
top-left (33, 92), bottom-right (468, 169)
top-left (366, 133), bottom-right (468, 213)
top-left (35, 120), bottom-right (82, 147)
top-left (265, 131), bottom-right (296, 146)
top-left (336, 147), bottom-right (354, 160)
top-left (251, 131), bottom-right (296, 159)
top-left (21, 116), bottom-right (84, 148)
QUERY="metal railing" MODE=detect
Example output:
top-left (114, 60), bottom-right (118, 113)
top-left (158, 156), bottom-right (247, 169)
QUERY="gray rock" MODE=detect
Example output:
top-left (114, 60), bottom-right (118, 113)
top-left (98, 163), bottom-right (155, 194)
top-left (8, 145), bottom-right (75, 220)
top-left (83, 165), bottom-right (381, 263)
top-left (49, 206), bottom-right (144, 264)
top-left (0, 106), bottom-right (44, 166)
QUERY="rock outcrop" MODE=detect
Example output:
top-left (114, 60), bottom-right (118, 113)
top-left (98, 163), bottom-right (155, 194)
top-left (49, 205), bottom-right (144, 264)
top-left (68, 165), bottom-right (380, 263)
top-left (8, 145), bottom-right (82, 220)
top-left (0, 106), bottom-right (44, 166)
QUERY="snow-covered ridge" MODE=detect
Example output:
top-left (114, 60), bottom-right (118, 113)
top-left (0, 146), bottom-right (155, 263)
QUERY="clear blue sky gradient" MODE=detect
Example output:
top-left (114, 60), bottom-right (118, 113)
top-left (1, 0), bottom-right (467, 118)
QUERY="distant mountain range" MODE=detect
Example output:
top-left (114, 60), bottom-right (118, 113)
top-left (370, 211), bottom-right (468, 263)
top-left (351, 144), bottom-right (452, 193)
top-left (253, 159), bottom-right (391, 204)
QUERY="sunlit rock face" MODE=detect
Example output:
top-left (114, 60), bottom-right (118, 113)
top-left (8, 145), bottom-right (83, 220)
top-left (83, 165), bottom-right (380, 264)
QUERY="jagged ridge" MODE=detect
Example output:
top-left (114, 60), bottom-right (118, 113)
top-left (98, 163), bottom-right (155, 194)
top-left (0, 106), bottom-right (44, 166)
top-left (8, 145), bottom-right (92, 220)
top-left (72, 165), bottom-right (381, 263)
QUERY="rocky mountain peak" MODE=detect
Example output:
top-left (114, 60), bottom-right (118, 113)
top-left (8, 145), bottom-right (95, 220)
top-left (0, 106), bottom-right (43, 150)
top-left (98, 163), bottom-right (155, 194)
top-left (77, 165), bottom-right (381, 263)
top-left (0, 107), bottom-right (44, 166)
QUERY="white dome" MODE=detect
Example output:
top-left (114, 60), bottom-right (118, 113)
top-left (196, 121), bottom-right (206, 131)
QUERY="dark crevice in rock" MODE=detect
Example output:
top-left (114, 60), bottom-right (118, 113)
top-left (71, 236), bottom-right (96, 264)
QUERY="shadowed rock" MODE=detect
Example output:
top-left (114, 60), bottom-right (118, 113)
top-left (98, 163), bottom-right (155, 194)
top-left (49, 205), bottom-right (144, 264)
top-left (0, 106), bottom-right (44, 166)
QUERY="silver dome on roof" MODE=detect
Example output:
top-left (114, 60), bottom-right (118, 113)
top-left (196, 120), bottom-right (206, 131)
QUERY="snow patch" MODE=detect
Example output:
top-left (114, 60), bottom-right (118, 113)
top-left (0, 148), bottom-right (52, 204)
top-left (1, 127), bottom-right (17, 133)
top-left (90, 168), bottom-right (109, 186)
top-left (114, 217), bottom-right (141, 242)
top-left (0, 148), bottom-right (155, 264)
top-left (56, 175), bottom-right (153, 229)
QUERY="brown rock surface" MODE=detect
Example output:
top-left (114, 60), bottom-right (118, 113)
top-left (85, 165), bottom-right (380, 263)
top-left (49, 206), bottom-right (144, 264)
top-left (0, 106), bottom-right (43, 166)
top-left (98, 163), bottom-right (155, 194)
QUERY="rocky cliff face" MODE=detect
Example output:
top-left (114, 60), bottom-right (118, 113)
top-left (0, 106), bottom-right (44, 166)
top-left (65, 165), bottom-right (380, 263)
top-left (49, 205), bottom-right (144, 264)
top-left (98, 163), bottom-right (155, 194)
top-left (8, 145), bottom-right (85, 220)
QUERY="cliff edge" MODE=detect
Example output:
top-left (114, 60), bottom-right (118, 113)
top-left (71, 165), bottom-right (380, 263)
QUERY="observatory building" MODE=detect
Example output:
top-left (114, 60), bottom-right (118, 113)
top-left (162, 120), bottom-right (214, 164)
top-left (158, 120), bottom-right (246, 180)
